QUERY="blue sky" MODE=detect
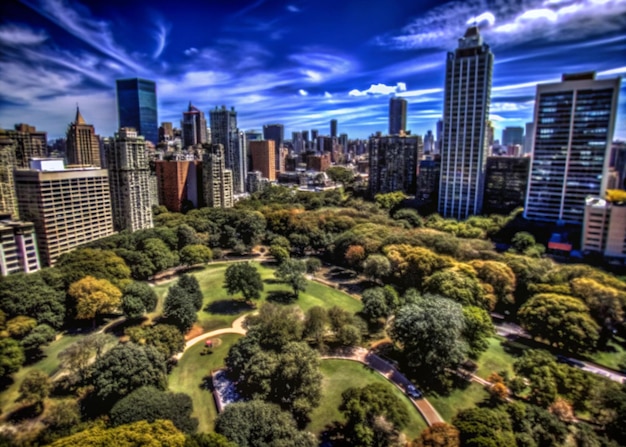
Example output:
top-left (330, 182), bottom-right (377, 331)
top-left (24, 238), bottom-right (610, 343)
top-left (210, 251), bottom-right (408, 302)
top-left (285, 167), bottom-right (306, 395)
top-left (0, 0), bottom-right (625, 142)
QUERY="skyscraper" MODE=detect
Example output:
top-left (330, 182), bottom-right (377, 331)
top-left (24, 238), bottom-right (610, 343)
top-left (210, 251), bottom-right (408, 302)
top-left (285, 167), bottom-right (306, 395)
top-left (330, 119), bottom-right (338, 138)
top-left (389, 97), bottom-right (407, 135)
top-left (66, 107), bottom-right (101, 167)
top-left (263, 123), bottom-right (284, 167)
top-left (104, 128), bottom-right (154, 232)
top-left (210, 106), bottom-right (246, 194)
top-left (368, 134), bottom-right (422, 197)
top-left (0, 136), bottom-right (18, 218)
top-left (116, 78), bottom-right (158, 145)
top-left (502, 126), bottom-right (524, 146)
top-left (483, 156), bottom-right (530, 215)
top-left (250, 140), bottom-right (276, 181)
top-left (524, 72), bottom-right (620, 225)
top-left (0, 124), bottom-right (46, 169)
top-left (202, 144), bottom-right (234, 208)
top-left (181, 102), bottom-right (208, 148)
top-left (438, 26), bottom-right (493, 219)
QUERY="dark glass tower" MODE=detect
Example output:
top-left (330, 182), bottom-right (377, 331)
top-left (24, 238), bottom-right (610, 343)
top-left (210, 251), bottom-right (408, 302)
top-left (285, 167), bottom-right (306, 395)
top-left (116, 78), bottom-right (158, 145)
top-left (389, 97), bottom-right (407, 135)
top-left (210, 106), bottom-right (246, 194)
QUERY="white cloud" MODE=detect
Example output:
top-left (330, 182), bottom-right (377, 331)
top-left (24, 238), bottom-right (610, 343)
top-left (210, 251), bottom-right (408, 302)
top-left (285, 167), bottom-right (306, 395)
top-left (349, 82), bottom-right (407, 96)
top-left (324, 92), bottom-right (333, 98)
top-left (467, 12), bottom-right (496, 27)
top-left (152, 22), bottom-right (169, 59)
top-left (298, 89), bottom-right (308, 96)
top-left (287, 5), bottom-right (301, 12)
top-left (0, 24), bottom-right (48, 46)
top-left (184, 47), bottom-right (199, 56)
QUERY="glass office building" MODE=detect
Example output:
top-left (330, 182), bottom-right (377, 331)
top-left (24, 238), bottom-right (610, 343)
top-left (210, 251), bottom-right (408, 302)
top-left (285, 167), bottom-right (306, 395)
top-left (116, 78), bottom-right (158, 145)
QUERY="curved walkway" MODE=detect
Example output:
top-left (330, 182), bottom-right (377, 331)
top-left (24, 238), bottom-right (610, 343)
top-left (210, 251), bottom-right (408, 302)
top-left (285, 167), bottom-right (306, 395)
top-left (174, 313), bottom-right (249, 360)
top-left (322, 348), bottom-right (444, 426)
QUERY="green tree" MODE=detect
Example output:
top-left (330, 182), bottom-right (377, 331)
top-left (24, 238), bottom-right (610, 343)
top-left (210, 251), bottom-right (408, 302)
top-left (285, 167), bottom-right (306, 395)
top-left (303, 306), bottom-right (328, 346)
top-left (275, 258), bottom-right (307, 298)
top-left (363, 254), bottom-right (392, 283)
top-left (414, 422), bottom-right (460, 447)
top-left (246, 303), bottom-right (304, 349)
top-left (184, 433), bottom-right (237, 447)
top-left (336, 324), bottom-right (362, 347)
top-left (326, 166), bottom-right (355, 185)
top-left (39, 399), bottom-right (81, 444)
top-left (224, 262), bottom-right (263, 302)
top-left (469, 260), bottom-right (516, 309)
top-left (142, 237), bottom-right (179, 273)
top-left (374, 191), bottom-right (407, 210)
top-left (180, 244), bottom-right (213, 266)
top-left (58, 333), bottom-right (116, 384)
top-left (361, 287), bottom-right (390, 323)
top-left (5, 315), bottom-right (37, 338)
top-left (518, 293), bottom-right (600, 353)
top-left (177, 224), bottom-right (201, 250)
top-left (0, 337), bottom-right (24, 382)
top-left (393, 208), bottom-right (424, 228)
top-left (512, 350), bottom-right (560, 407)
top-left (215, 400), bottom-right (316, 447)
top-left (21, 324), bottom-right (56, 359)
top-left (423, 266), bottom-right (486, 308)
top-left (163, 284), bottom-right (198, 333)
top-left (390, 296), bottom-right (467, 382)
top-left (110, 386), bottom-right (198, 434)
top-left (56, 248), bottom-right (131, 289)
top-left (69, 276), bottom-right (122, 327)
top-left (18, 369), bottom-right (51, 412)
top-left (178, 274), bottom-right (204, 311)
top-left (453, 407), bottom-right (516, 447)
top-left (121, 281), bottom-right (157, 319)
top-left (383, 244), bottom-right (453, 290)
top-left (125, 324), bottom-right (185, 359)
top-left (462, 306), bottom-right (494, 358)
top-left (340, 383), bottom-right (410, 447)
top-left (269, 244), bottom-right (290, 263)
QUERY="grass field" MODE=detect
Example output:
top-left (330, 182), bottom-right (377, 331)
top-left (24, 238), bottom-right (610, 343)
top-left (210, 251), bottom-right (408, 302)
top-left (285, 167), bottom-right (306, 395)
top-left (475, 336), bottom-right (519, 380)
top-left (307, 359), bottom-right (427, 441)
top-left (427, 382), bottom-right (489, 422)
top-left (168, 333), bottom-right (242, 433)
top-left (587, 338), bottom-right (626, 371)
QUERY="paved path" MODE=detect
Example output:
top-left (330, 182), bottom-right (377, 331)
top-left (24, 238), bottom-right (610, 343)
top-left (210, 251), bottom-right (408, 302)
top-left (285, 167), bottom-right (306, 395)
top-left (322, 347), bottom-right (444, 426)
top-left (174, 314), bottom-right (249, 359)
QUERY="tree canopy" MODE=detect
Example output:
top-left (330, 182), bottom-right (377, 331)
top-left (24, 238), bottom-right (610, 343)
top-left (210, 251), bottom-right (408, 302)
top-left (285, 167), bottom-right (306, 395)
top-left (68, 276), bottom-right (122, 327)
top-left (274, 259), bottom-right (307, 298)
top-left (224, 263), bottom-right (264, 302)
top-left (163, 284), bottom-right (198, 333)
top-left (121, 281), bottom-right (157, 319)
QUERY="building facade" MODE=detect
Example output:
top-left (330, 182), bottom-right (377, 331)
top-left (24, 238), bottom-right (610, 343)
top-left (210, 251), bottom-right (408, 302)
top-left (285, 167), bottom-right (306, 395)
top-left (483, 156), bottom-right (530, 215)
top-left (66, 107), bottom-right (101, 167)
top-left (389, 97), bottom-right (407, 135)
top-left (155, 160), bottom-right (202, 212)
top-left (0, 136), bottom-right (18, 218)
top-left (104, 128), bottom-right (154, 232)
top-left (502, 126), bottom-right (524, 146)
top-left (438, 26), bottom-right (493, 219)
top-left (116, 78), bottom-right (158, 145)
top-left (0, 217), bottom-right (40, 275)
top-left (202, 144), bottom-right (234, 208)
top-left (368, 134), bottom-right (422, 196)
top-left (249, 140), bottom-right (276, 181)
top-left (14, 159), bottom-right (114, 266)
top-left (182, 102), bottom-right (208, 148)
top-left (582, 196), bottom-right (626, 262)
top-left (0, 124), bottom-right (46, 169)
top-left (210, 106), bottom-right (246, 194)
top-left (524, 72), bottom-right (621, 225)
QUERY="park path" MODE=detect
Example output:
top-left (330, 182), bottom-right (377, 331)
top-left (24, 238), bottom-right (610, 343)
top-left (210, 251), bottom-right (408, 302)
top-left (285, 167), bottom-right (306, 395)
top-left (322, 347), bottom-right (444, 426)
top-left (174, 313), bottom-right (248, 359)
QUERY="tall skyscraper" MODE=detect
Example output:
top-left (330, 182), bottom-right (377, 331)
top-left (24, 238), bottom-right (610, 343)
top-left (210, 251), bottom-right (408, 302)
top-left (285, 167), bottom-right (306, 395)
top-left (66, 107), bottom-right (101, 167)
top-left (116, 78), bottom-right (158, 145)
top-left (202, 144), bottom-right (234, 208)
top-left (524, 72), bottom-right (621, 225)
top-left (104, 128), bottom-right (154, 232)
top-left (389, 97), bottom-right (407, 135)
top-left (483, 156), bottom-right (530, 215)
top-left (263, 123), bottom-right (284, 168)
top-left (330, 119), bottom-right (338, 138)
top-left (438, 26), bottom-right (493, 219)
top-left (181, 102), bottom-right (208, 148)
top-left (523, 122), bottom-right (534, 154)
top-left (502, 126), bottom-right (524, 146)
top-left (210, 106), bottom-right (246, 194)
top-left (424, 130), bottom-right (435, 153)
top-left (250, 140), bottom-right (276, 181)
top-left (368, 134), bottom-right (422, 197)
top-left (14, 159), bottom-right (114, 266)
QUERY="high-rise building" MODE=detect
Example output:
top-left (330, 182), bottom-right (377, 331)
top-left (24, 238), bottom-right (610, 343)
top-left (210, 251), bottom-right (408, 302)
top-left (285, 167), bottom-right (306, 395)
top-left (291, 132), bottom-right (304, 154)
top-left (202, 144), bottom-right (233, 208)
top-left (523, 122), bottom-right (534, 154)
top-left (66, 107), bottom-right (101, 167)
top-left (14, 159), bottom-right (114, 266)
top-left (368, 134), bottom-right (422, 196)
top-left (424, 130), bottom-right (435, 154)
top-left (159, 122), bottom-right (174, 142)
top-left (0, 136), bottom-right (18, 218)
top-left (502, 126), bottom-right (524, 146)
top-left (116, 78), bottom-right (158, 145)
top-left (524, 72), bottom-right (621, 225)
top-left (0, 216), bottom-right (40, 275)
top-left (263, 123), bottom-right (284, 168)
top-left (155, 160), bottom-right (203, 212)
top-left (104, 128), bottom-right (154, 232)
top-left (582, 196), bottom-right (626, 262)
top-left (0, 124), bottom-right (46, 169)
top-left (416, 158), bottom-right (441, 212)
top-left (210, 106), bottom-right (246, 194)
top-left (330, 119), bottom-right (338, 138)
top-left (181, 102), bottom-right (208, 148)
top-left (389, 97), bottom-right (407, 135)
top-left (483, 156), bottom-right (530, 215)
top-left (438, 26), bottom-right (493, 219)
top-left (250, 140), bottom-right (276, 181)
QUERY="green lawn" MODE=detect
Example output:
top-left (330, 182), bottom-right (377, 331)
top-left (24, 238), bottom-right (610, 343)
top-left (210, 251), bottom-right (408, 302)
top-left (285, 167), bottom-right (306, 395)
top-left (168, 333), bottom-right (242, 433)
top-left (427, 382), bottom-right (489, 422)
top-left (475, 336), bottom-right (519, 380)
top-left (307, 359), bottom-right (427, 440)
top-left (587, 338), bottom-right (626, 371)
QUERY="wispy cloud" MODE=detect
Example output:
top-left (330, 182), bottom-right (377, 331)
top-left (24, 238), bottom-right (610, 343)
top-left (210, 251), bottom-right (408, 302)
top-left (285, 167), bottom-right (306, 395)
top-left (152, 21), bottom-right (169, 59)
top-left (349, 82), bottom-right (407, 96)
top-left (0, 23), bottom-right (48, 45)
top-left (287, 4), bottom-right (301, 12)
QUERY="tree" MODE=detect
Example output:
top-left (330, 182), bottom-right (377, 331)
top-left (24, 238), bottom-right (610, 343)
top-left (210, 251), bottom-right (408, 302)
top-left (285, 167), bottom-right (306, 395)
top-left (142, 237), bottom-right (179, 273)
top-left (510, 232), bottom-right (545, 257)
top-left (224, 263), bottom-right (263, 302)
top-left (56, 248), bottom-right (131, 289)
top-left (39, 399), bottom-right (81, 444)
top-left (414, 422), bottom-right (460, 447)
top-left (469, 260), bottom-right (516, 308)
top-left (423, 266), bottom-right (486, 308)
top-left (87, 342), bottom-right (167, 406)
top-left (126, 324), bottom-right (185, 359)
top-left (110, 386), bottom-right (198, 434)
top-left (275, 258), bottom-right (307, 298)
top-left (68, 276), bottom-right (122, 327)
top-left (215, 400), bottom-right (316, 447)
top-left (49, 420), bottom-right (186, 447)
top-left (361, 288), bottom-right (390, 323)
top-left (518, 293), bottom-right (600, 353)
top-left (383, 244), bottom-right (453, 290)
top-left (326, 166), bottom-right (355, 185)
top-left (462, 306), bottom-right (494, 358)
top-left (393, 208), bottom-right (424, 228)
top-left (177, 224), bottom-right (201, 250)
top-left (336, 324), bottom-right (362, 347)
top-left (363, 254), bottom-right (392, 283)
top-left (374, 191), bottom-right (407, 210)
top-left (5, 315), bottom-right (37, 338)
top-left (512, 350), bottom-right (560, 407)
top-left (121, 281), bottom-right (157, 319)
top-left (269, 244), bottom-right (290, 263)
top-left (0, 337), bottom-right (24, 382)
top-left (303, 306), bottom-right (328, 346)
top-left (178, 274), bottom-right (204, 311)
top-left (453, 407), bottom-right (516, 447)
top-left (18, 369), bottom-right (51, 412)
top-left (345, 244), bottom-right (366, 268)
top-left (246, 303), bottom-right (304, 349)
top-left (163, 284), bottom-right (198, 333)
top-left (58, 333), bottom-right (116, 384)
top-left (390, 296), bottom-right (467, 381)
top-left (184, 433), bottom-right (237, 447)
top-left (180, 244), bottom-right (213, 266)
top-left (21, 324), bottom-right (56, 359)
top-left (340, 383), bottom-right (410, 447)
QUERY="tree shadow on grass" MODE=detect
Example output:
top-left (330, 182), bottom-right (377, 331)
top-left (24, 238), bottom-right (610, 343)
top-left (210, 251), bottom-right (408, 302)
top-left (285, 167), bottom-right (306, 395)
top-left (263, 278), bottom-right (283, 285)
top-left (266, 290), bottom-right (297, 304)
top-left (6, 403), bottom-right (41, 422)
top-left (205, 299), bottom-right (254, 315)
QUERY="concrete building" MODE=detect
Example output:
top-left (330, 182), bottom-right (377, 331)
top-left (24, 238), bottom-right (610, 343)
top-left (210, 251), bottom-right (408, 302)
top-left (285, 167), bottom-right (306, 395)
top-left (66, 107), bottom-right (101, 167)
top-left (524, 72), bottom-right (621, 225)
top-left (246, 170), bottom-right (269, 194)
top-left (116, 78), bottom-right (158, 144)
top-left (0, 124), bottom-right (46, 169)
top-left (389, 97), bottom-right (407, 135)
top-left (0, 136), bottom-right (18, 218)
top-left (210, 106), bottom-right (246, 194)
top-left (582, 196), bottom-right (626, 262)
top-left (502, 126), bottom-right (524, 146)
top-left (263, 123), bottom-right (284, 169)
top-left (202, 144), bottom-right (233, 208)
top-left (182, 102), bottom-right (208, 148)
top-left (14, 159), bottom-right (114, 267)
top-left (155, 160), bottom-right (202, 212)
top-left (416, 158), bottom-right (441, 212)
top-left (0, 216), bottom-right (40, 275)
top-left (249, 140), bottom-right (276, 181)
top-left (307, 153), bottom-right (331, 172)
top-left (368, 134), bottom-right (422, 196)
top-left (483, 156), bottom-right (530, 215)
top-left (104, 128), bottom-right (154, 232)
top-left (439, 26), bottom-right (493, 219)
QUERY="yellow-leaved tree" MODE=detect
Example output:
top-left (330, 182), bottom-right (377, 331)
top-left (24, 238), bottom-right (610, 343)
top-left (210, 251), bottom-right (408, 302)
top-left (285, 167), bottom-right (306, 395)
top-left (68, 276), bottom-right (122, 328)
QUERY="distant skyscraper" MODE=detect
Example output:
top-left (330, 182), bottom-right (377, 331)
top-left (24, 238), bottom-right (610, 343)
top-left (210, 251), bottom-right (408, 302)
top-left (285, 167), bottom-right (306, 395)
top-left (424, 130), bottom-right (435, 154)
top-left (159, 122), bottom-right (174, 142)
top-left (368, 134), bottom-right (422, 197)
top-left (181, 102), bottom-right (208, 148)
top-left (438, 26), bottom-right (493, 219)
top-left (263, 123), bottom-right (284, 168)
top-left (116, 78), bottom-right (158, 144)
top-left (250, 140), bottom-right (276, 181)
top-left (66, 107), bottom-right (101, 167)
top-left (502, 126), bottom-right (524, 146)
top-left (524, 72), bottom-right (621, 225)
top-left (330, 119), bottom-right (338, 138)
top-left (202, 144), bottom-right (234, 208)
top-left (389, 97), bottom-right (407, 135)
top-left (210, 106), bottom-right (246, 194)
top-left (104, 128), bottom-right (154, 232)
top-left (292, 132), bottom-right (304, 154)
top-left (523, 122), bottom-right (534, 154)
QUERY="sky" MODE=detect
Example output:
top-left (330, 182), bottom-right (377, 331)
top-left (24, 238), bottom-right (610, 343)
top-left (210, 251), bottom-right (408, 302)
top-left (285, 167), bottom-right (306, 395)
top-left (0, 0), bottom-right (625, 142)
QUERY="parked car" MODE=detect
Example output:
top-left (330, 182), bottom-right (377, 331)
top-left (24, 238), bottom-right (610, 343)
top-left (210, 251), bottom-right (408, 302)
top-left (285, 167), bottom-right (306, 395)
top-left (406, 384), bottom-right (422, 399)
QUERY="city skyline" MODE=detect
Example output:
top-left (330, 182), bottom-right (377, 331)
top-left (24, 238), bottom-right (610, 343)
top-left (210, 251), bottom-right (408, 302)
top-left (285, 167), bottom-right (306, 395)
top-left (0, 0), bottom-right (625, 141)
